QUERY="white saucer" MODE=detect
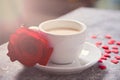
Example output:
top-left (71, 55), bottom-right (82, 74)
top-left (36, 42), bottom-right (101, 74)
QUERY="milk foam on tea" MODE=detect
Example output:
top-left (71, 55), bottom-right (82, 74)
top-left (46, 28), bottom-right (80, 35)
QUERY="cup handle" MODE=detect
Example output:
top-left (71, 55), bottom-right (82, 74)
top-left (29, 26), bottom-right (39, 32)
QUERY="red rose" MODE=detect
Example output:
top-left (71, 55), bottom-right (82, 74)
top-left (7, 27), bottom-right (53, 67)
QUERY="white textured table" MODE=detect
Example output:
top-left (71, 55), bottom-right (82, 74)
top-left (0, 8), bottom-right (120, 80)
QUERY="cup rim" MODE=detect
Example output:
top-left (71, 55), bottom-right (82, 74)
top-left (39, 19), bottom-right (87, 36)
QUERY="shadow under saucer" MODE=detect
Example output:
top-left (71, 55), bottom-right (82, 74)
top-left (16, 63), bottom-right (107, 80)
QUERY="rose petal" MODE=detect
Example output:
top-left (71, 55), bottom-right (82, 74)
top-left (7, 47), bottom-right (16, 62)
top-left (39, 47), bottom-right (53, 65)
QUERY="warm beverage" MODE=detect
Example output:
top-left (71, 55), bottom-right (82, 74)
top-left (46, 28), bottom-right (80, 35)
top-left (39, 19), bottom-right (86, 64)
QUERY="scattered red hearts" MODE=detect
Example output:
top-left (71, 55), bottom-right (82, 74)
top-left (91, 34), bottom-right (120, 70)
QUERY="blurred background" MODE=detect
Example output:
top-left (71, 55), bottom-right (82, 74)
top-left (0, 0), bottom-right (120, 45)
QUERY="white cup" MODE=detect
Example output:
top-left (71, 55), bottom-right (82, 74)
top-left (39, 19), bottom-right (86, 64)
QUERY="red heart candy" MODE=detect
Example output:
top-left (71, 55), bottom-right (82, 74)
top-left (105, 34), bottom-right (112, 39)
top-left (98, 64), bottom-right (106, 70)
top-left (111, 59), bottom-right (119, 64)
top-left (102, 45), bottom-right (109, 49)
top-left (101, 56), bottom-right (107, 60)
top-left (105, 50), bottom-right (111, 53)
top-left (112, 46), bottom-right (118, 49)
top-left (111, 49), bottom-right (119, 54)
top-left (115, 55), bottom-right (120, 60)
top-left (108, 39), bottom-right (116, 45)
top-left (104, 53), bottom-right (111, 58)
top-left (91, 35), bottom-right (97, 39)
top-left (116, 41), bottom-right (120, 45)
top-left (98, 59), bottom-right (103, 63)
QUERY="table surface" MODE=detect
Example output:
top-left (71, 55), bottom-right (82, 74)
top-left (0, 7), bottom-right (120, 80)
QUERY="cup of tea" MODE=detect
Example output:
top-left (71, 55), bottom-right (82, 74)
top-left (39, 19), bottom-right (87, 64)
